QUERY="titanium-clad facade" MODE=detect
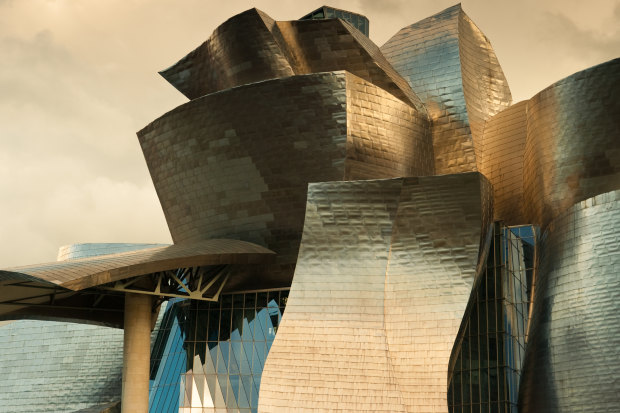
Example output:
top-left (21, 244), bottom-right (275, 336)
top-left (519, 191), bottom-right (620, 413)
top-left (1, 4), bottom-right (619, 413)
top-left (523, 59), bottom-right (620, 228)
top-left (381, 4), bottom-right (512, 174)
top-left (259, 173), bottom-right (492, 412)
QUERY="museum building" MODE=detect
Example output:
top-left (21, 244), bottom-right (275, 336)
top-left (0, 4), bottom-right (618, 413)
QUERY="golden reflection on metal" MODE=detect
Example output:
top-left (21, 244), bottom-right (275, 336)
top-left (138, 71), bottom-right (432, 289)
top-left (381, 4), bottom-right (512, 174)
top-left (480, 101), bottom-right (528, 225)
top-left (259, 173), bottom-right (492, 413)
top-left (523, 58), bottom-right (620, 228)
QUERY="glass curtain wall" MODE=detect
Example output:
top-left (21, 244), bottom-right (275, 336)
top-left (149, 289), bottom-right (289, 413)
top-left (447, 223), bottom-right (536, 413)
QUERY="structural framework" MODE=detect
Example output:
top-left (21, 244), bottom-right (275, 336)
top-left (0, 4), bottom-right (618, 413)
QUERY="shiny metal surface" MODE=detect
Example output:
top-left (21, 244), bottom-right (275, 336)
top-left (259, 173), bottom-right (492, 413)
top-left (381, 4), bottom-right (512, 174)
top-left (160, 9), bottom-right (295, 100)
top-left (519, 190), bottom-right (620, 412)
top-left (57, 243), bottom-right (168, 261)
top-left (0, 239), bottom-right (273, 291)
top-left (139, 71), bottom-right (431, 289)
top-left (480, 101), bottom-right (528, 225)
top-left (0, 319), bottom-right (124, 412)
top-left (523, 58), bottom-right (620, 228)
top-left (161, 8), bottom-right (424, 112)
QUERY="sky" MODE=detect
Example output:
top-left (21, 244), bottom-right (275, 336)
top-left (0, 0), bottom-right (618, 267)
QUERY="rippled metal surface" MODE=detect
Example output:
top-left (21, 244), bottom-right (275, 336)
top-left (480, 101), bottom-right (528, 225)
top-left (519, 190), bottom-right (620, 412)
top-left (161, 8), bottom-right (425, 111)
top-left (259, 173), bottom-right (492, 413)
top-left (381, 4), bottom-right (512, 174)
top-left (523, 58), bottom-right (620, 228)
top-left (138, 71), bottom-right (431, 289)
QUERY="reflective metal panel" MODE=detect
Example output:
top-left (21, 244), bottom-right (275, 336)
top-left (381, 4), bottom-right (512, 174)
top-left (160, 9), bottom-right (295, 100)
top-left (259, 173), bottom-right (492, 412)
top-left (480, 101), bottom-right (528, 225)
top-left (138, 71), bottom-right (432, 289)
top-left (519, 190), bottom-right (620, 412)
top-left (0, 319), bottom-right (124, 412)
top-left (523, 58), bottom-right (620, 228)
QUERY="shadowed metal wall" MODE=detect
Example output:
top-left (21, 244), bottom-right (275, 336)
top-left (138, 71), bottom-right (432, 290)
top-left (381, 4), bottom-right (512, 174)
top-left (523, 58), bottom-right (620, 228)
top-left (161, 8), bottom-right (424, 113)
top-left (259, 173), bottom-right (492, 413)
top-left (519, 190), bottom-right (620, 412)
top-left (159, 9), bottom-right (295, 100)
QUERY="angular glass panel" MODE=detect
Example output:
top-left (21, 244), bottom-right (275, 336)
top-left (238, 375), bottom-right (252, 409)
top-left (232, 308), bottom-right (244, 338)
top-left (242, 311), bottom-right (254, 342)
top-left (218, 341), bottom-right (230, 375)
top-left (229, 341), bottom-right (241, 375)
top-left (253, 309), bottom-right (267, 341)
top-left (220, 309), bottom-right (232, 341)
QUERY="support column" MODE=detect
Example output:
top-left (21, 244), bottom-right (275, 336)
top-left (122, 293), bottom-right (152, 413)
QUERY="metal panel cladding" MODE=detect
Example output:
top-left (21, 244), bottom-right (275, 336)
top-left (159, 9), bottom-right (295, 100)
top-left (523, 58), bottom-right (620, 228)
top-left (519, 190), bottom-right (620, 412)
top-left (381, 4), bottom-right (512, 174)
top-left (138, 71), bottom-right (432, 289)
top-left (480, 101), bottom-right (528, 225)
top-left (259, 173), bottom-right (492, 413)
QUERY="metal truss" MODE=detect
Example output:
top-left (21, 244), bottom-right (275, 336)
top-left (101, 265), bottom-right (230, 302)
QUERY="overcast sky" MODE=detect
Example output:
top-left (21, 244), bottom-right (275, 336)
top-left (0, 0), bottom-right (618, 267)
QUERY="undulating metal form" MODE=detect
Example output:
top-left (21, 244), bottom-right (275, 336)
top-left (161, 8), bottom-right (425, 112)
top-left (1, 4), bottom-right (619, 413)
top-left (523, 58), bottom-right (620, 228)
top-left (259, 173), bottom-right (492, 413)
top-left (479, 101), bottom-right (528, 225)
top-left (159, 9), bottom-right (295, 100)
top-left (138, 71), bottom-right (432, 290)
top-left (519, 190), bottom-right (620, 413)
top-left (447, 223), bottom-right (536, 413)
top-left (381, 4), bottom-right (512, 174)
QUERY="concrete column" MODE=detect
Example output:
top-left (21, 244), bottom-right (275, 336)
top-left (122, 293), bottom-right (152, 413)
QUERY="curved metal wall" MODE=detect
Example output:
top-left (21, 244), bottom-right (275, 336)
top-left (458, 11), bottom-right (512, 165)
top-left (138, 71), bottom-right (432, 289)
top-left (381, 4), bottom-right (512, 174)
top-left (523, 58), bottom-right (620, 228)
top-left (479, 101), bottom-right (528, 225)
top-left (267, 18), bottom-right (424, 110)
top-left (519, 190), bottom-right (620, 412)
top-left (161, 8), bottom-right (424, 112)
top-left (159, 8), bottom-right (294, 100)
top-left (259, 173), bottom-right (492, 412)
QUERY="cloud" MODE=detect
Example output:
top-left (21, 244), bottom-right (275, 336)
top-left (536, 11), bottom-right (620, 61)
